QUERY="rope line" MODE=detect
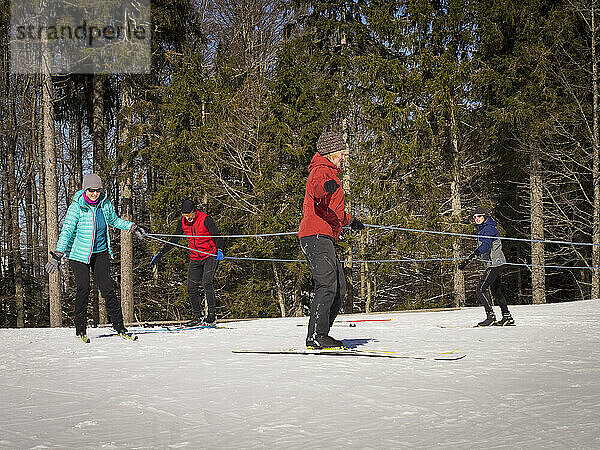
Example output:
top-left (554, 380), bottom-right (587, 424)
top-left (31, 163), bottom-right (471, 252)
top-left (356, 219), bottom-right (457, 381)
top-left (148, 223), bottom-right (599, 248)
top-left (365, 224), bottom-right (600, 247)
top-left (148, 235), bottom-right (216, 258)
top-left (145, 235), bottom-right (600, 269)
top-left (147, 234), bottom-right (462, 264)
top-left (148, 231), bottom-right (297, 239)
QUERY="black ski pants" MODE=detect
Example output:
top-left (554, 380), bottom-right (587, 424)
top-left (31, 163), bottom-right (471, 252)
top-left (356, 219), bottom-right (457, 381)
top-left (187, 257), bottom-right (219, 318)
top-left (70, 251), bottom-right (124, 334)
top-left (476, 264), bottom-right (510, 317)
top-left (300, 235), bottom-right (346, 341)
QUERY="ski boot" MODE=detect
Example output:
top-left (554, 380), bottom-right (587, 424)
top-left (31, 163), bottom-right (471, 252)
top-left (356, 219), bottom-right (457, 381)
top-left (183, 316), bottom-right (203, 327)
top-left (306, 338), bottom-right (318, 349)
top-left (202, 312), bottom-right (216, 326)
top-left (115, 325), bottom-right (138, 341)
top-left (76, 331), bottom-right (90, 343)
top-left (494, 315), bottom-right (515, 326)
top-left (312, 335), bottom-right (345, 349)
top-left (476, 315), bottom-right (497, 327)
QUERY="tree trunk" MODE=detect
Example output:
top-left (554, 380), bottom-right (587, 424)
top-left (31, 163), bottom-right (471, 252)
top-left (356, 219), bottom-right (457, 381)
top-left (366, 269), bottom-right (373, 313)
top-left (93, 74), bottom-right (108, 323)
top-left (530, 144), bottom-right (546, 304)
top-left (364, 229), bottom-right (373, 313)
top-left (8, 126), bottom-right (24, 327)
top-left (450, 102), bottom-right (466, 307)
top-left (25, 142), bottom-right (34, 276)
top-left (293, 277), bottom-right (303, 317)
top-left (120, 84), bottom-right (134, 324)
top-left (93, 75), bottom-right (106, 174)
top-left (341, 118), bottom-right (353, 313)
top-left (591, 0), bottom-right (600, 299)
top-left (271, 261), bottom-right (286, 317)
top-left (36, 92), bottom-right (49, 311)
top-left (43, 63), bottom-right (62, 326)
top-left (1, 151), bottom-right (10, 326)
top-left (360, 233), bottom-right (366, 311)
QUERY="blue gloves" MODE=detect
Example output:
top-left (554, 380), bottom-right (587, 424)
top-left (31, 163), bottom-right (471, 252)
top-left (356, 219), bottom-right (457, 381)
top-left (150, 253), bottom-right (161, 267)
top-left (216, 249), bottom-right (224, 261)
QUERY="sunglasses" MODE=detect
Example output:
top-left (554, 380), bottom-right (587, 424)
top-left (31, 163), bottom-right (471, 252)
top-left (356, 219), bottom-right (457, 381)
top-left (473, 214), bottom-right (485, 219)
top-left (87, 188), bottom-right (103, 193)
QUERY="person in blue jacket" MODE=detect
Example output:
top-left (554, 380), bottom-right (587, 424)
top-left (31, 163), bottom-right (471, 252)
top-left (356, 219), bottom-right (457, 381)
top-left (44, 173), bottom-right (147, 342)
top-left (458, 207), bottom-right (515, 326)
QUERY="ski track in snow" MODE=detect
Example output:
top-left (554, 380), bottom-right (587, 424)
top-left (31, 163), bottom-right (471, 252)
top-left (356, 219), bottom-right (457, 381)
top-left (1, 300), bottom-right (600, 448)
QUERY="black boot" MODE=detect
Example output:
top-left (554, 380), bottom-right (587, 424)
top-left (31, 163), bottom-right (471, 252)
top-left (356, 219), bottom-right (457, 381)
top-left (495, 315), bottom-right (515, 326)
top-left (114, 324), bottom-right (128, 334)
top-left (183, 316), bottom-right (203, 327)
top-left (203, 312), bottom-right (216, 325)
top-left (313, 335), bottom-right (344, 349)
top-left (76, 330), bottom-right (90, 343)
top-left (476, 315), bottom-right (496, 327)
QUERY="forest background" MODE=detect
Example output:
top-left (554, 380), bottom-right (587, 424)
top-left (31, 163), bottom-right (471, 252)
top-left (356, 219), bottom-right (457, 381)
top-left (1, 0), bottom-right (599, 328)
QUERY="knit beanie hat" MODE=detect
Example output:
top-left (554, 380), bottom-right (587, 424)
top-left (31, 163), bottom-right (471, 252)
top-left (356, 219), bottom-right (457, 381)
top-left (82, 173), bottom-right (103, 191)
top-left (181, 199), bottom-right (196, 214)
top-left (316, 131), bottom-right (345, 156)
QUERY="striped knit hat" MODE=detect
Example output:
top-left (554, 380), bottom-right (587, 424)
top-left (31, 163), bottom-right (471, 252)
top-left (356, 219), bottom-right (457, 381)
top-left (316, 131), bottom-right (345, 156)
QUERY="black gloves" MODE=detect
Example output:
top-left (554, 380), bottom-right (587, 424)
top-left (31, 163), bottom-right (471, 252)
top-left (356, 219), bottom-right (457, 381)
top-left (131, 224), bottom-right (148, 240)
top-left (458, 251), bottom-right (478, 270)
top-left (45, 251), bottom-right (64, 274)
top-left (324, 180), bottom-right (340, 195)
top-left (350, 218), bottom-right (365, 230)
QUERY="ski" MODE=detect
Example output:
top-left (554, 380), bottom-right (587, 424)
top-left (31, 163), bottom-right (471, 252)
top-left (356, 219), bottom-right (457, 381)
top-left (232, 348), bottom-right (466, 360)
top-left (165, 324), bottom-right (220, 331)
top-left (337, 318), bottom-right (393, 323)
top-left (95, 324), bottom-right (227, 338)
top-left (437, 324), bottom-right (515, 328)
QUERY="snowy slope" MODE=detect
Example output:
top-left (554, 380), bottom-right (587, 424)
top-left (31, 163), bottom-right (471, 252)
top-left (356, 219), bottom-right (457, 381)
top-left (1, 300), bottom-right (599, 449)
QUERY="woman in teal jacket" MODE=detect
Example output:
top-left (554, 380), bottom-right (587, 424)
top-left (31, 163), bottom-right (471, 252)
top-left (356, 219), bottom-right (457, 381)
top-left (45, 173), bottom-right (147, 342)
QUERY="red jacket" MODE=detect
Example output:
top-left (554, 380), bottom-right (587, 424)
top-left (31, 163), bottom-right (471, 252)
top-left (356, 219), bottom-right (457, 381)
top-left (181, 210), bottom-right (217, 260)
top-left (298, 153), bottom-right (352, 241)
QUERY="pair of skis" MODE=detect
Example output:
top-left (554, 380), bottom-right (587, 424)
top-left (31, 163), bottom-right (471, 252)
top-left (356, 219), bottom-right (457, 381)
top-left (93, 324), bottom-right (222, 340)
top-left (232, 347), bottom-right (466, 360)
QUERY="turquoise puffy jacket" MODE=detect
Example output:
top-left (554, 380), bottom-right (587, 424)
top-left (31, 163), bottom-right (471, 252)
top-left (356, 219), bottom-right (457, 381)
top-left (56, 190), bottom-right (133, 264)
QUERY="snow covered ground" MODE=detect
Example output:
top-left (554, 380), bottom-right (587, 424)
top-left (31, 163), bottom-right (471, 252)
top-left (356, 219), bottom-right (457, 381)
top-left (1, 300), bottom-right (600, 449)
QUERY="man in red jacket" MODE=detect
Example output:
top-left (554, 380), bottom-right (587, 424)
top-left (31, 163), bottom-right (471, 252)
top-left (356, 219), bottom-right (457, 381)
top-left (298, 131), bottom-right (365, 349)
top-left (151, 199), bottom-right (224, 326)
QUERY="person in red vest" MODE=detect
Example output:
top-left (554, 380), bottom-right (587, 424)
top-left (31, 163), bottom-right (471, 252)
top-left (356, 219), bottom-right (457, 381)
top-left (151, 199), bottom-right (224, 326)
top-left (298, 131), bottom-right (365, 349)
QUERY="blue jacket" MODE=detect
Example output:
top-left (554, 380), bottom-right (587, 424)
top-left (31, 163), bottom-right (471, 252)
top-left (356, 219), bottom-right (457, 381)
top-left (56, 190), bottom-right (133, 264)
top-left (476, 216), bottom-right (506, 268)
